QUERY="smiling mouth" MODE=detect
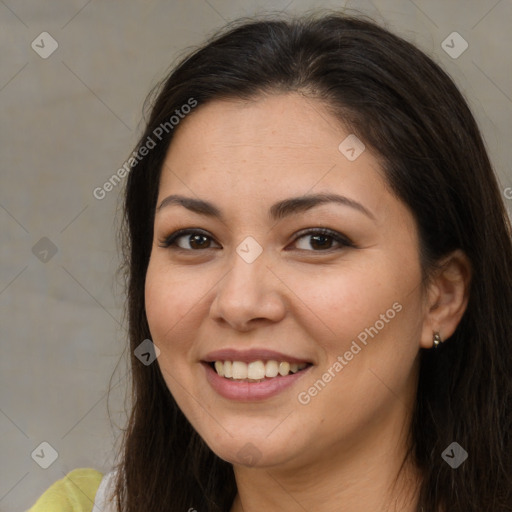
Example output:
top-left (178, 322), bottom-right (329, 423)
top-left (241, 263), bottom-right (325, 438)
top-left (208, 360), bottom-right (312, 382)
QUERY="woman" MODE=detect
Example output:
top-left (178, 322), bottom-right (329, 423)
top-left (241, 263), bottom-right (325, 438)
top-left (28, 11), bottom-right (512, 512)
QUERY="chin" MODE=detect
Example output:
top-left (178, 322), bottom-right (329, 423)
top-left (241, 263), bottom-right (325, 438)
top-left (198, 428), bottom-right (303, 469)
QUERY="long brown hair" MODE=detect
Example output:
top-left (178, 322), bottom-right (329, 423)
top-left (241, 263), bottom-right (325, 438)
top-left (110, 11), bottom-right (512, 511)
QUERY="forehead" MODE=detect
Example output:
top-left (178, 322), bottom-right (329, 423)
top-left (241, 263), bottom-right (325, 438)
top-left (157, 93), bottom-right (389, 215)
top-left (167, 93), bottom-right (347, 159)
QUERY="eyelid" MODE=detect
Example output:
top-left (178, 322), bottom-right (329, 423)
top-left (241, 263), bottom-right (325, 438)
top-left (158, 227), bottom-right (355, 252)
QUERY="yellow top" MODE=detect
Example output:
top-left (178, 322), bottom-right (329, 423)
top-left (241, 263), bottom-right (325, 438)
top-left (27, 468), bottom-right (104, 512)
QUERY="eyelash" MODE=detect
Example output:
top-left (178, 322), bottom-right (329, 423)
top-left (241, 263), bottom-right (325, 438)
top-left (158, 228), bottom-right (355, 253)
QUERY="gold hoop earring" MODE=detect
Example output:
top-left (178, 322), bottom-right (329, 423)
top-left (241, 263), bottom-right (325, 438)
top-left (433, 331), bottom-right (442, 348)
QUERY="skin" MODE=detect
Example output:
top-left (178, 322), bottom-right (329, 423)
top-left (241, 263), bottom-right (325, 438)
top-left (144, 92), bottom-right (471, 512)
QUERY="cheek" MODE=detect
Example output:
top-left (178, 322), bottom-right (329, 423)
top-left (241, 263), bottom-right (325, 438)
top-left (286, 263), bottom-right (397, 343)
top-left (285, 251), bottom-right (423, 384)
top-left (144, 261), bottom-right (204, 410)
top-left (144, 260), bottom-right (202, 352)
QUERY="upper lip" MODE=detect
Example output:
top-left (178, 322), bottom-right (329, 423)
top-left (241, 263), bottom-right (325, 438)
top-left (202, 348), bottom-right (313, 364)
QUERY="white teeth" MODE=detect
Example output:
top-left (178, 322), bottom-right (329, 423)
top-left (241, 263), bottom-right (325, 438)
top-left (248, 360), bottom-right (266, 380)
top-left (224, 360), bottom-right (233, 378)
top-left (265, 360), bottom-right (279, 378)
top-left (232, 361), bottom-right (247, 379)
top-left (212, 360), bottom-right (308, 379)
top-left (214, 361), bottom-right (224, 377)
top-left (278, 361), bottom-right (290, 376)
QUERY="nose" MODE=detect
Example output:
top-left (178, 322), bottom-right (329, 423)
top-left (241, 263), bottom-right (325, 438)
top-left (209, 247), bottom-right (286, 331)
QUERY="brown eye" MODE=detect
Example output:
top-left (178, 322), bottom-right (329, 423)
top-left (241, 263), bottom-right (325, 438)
top-left (182, 234), bottom-right (211, 249)
top-left (291, 228), bottom-right (354, 252)
top-left (158, 229), bottom-right (220, 250)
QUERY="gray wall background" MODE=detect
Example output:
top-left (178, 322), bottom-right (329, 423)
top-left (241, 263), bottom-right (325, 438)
top-left (1, 0), bottom-right (511, 510)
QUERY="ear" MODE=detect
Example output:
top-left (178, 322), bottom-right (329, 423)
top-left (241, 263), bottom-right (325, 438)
top-left (420, 249), bottom-right (472, 349)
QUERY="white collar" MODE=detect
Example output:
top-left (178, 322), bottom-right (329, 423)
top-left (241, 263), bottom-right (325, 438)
top-left (92, 469), bottom-right (118, 512)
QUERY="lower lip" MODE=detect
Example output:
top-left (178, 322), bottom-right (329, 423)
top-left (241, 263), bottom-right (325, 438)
top-left (203, 362), bottom-right (312, 401)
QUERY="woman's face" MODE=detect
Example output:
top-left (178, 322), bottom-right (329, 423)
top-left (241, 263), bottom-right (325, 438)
top-left (145, 93), bottom-right (426, 470)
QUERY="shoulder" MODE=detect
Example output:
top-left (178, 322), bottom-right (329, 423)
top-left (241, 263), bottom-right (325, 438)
top-left (27, 468), bottom-right (105, 512)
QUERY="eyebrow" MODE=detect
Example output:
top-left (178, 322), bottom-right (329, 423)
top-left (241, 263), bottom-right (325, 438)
top-left (156, 192), bottom-right (375, 221)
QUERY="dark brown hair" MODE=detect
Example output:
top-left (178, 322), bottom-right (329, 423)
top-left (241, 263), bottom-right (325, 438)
top-left (110, 11), bottom-right (512, 512)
